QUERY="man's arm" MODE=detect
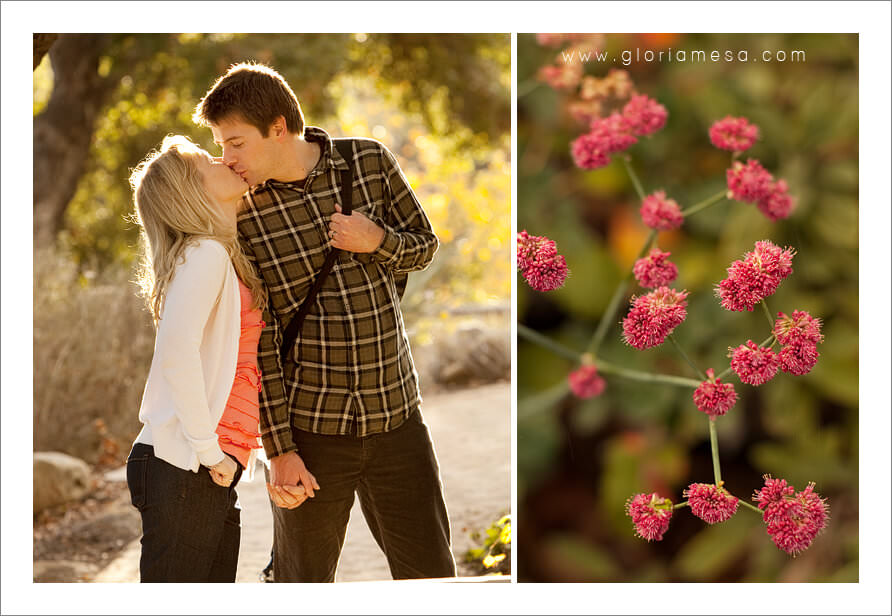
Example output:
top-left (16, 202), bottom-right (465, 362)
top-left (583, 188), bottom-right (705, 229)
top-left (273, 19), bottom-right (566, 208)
top-left (239, 212), bottom-right (320, 502)
top-left (237, 221), bottom-right (296, 460)
top-left (366, 144), bottom-right (439, 272)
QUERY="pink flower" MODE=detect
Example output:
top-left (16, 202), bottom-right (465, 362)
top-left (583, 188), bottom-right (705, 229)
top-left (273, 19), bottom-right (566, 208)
top-left (570, 113), bottom-right (638, 170)
top-left (754, 475), bottom-right (829, 556)
top-left (570, 132), bottom-right (611, 170)
top-left (757, 179), bottom-right (795, 221)
top-left (568, 363), bottom-right (606, 399)
top-left (640, 190), bottom-right (683, 231)
top-left (693, 368), bottom-right (737, 418)
top-left (778, 342), bottom-right (820, 376)
top-left (517, 231), bottom-right (569, 292)
top-left (622, 94), bottom-right (668, 136)
top-left (633, 248), bottom-right (678, 289)
top-left (535, 33), bottom-right (568, 47)
top-left (729, 340), bottom-right (779, 386)
top-left (716, 240), bottom-right (795, 312)
top-left (626, 492), bottom-right (673, 541)
top-left (622, 286), bottom-right (689, 350)
top-left (726, 159), bottom-right (774, 203)
top-left (537, 63), bottom-right (583, 90)
top-left (684, 483), bottom-right (740, 524)
top-left (774, 310), bottom-right (824, 347)
top-left (754, 475), bottom-right (795, 508)
top-left (709, 116), bottom-right (760, 152)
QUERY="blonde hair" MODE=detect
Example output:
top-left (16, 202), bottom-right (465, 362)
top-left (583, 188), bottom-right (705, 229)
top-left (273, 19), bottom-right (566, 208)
top-left (129, 135), bottom-right (266, 323)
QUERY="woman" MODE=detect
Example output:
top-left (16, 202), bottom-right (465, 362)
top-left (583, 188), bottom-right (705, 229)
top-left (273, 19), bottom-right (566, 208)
top-left (125, 135), bottom-right (292, 582)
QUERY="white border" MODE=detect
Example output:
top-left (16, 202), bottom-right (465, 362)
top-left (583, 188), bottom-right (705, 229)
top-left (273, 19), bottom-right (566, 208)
top-left (4, 2), bottom-right (891, 615)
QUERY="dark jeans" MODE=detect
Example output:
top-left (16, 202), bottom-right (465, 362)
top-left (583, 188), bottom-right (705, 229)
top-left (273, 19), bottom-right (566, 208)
top-left (270, 409), bottom-right (455, 582)
top-left (126, 443), bottom-right (243, 582)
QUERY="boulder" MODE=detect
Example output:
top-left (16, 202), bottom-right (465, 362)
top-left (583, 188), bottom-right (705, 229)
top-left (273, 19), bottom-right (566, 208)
top-left (433, 325), bottom-right (510, 386)
top-left (34, 451), bottom-right (91, 513)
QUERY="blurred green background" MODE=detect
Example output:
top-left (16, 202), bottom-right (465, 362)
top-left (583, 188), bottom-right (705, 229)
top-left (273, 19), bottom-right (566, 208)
top-left (33, 33), bottom-right (510, 465)
top-left (517, 33), bottom-right (857, 582)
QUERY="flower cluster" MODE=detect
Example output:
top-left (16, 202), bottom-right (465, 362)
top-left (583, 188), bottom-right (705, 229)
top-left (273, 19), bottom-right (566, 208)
top-left (568, 363), bottom-right (606, 399)
top-left (729, 340), bottom-right (779, 386)
top-left (571, 113), bottom-right (637, 169)
top-left (709, 116), bottom-right (759, 153)
top-left (639, 191), bottom-right (683, 231)
top-left (754, 475), bottom-right (829, 556)
top-left (567, 69), bottom-right (635, 125)
top-left (571, 95), bottom-right (667, 170)
top-left (692, 368), bottom-right (738, 418)
top-left (633, 248), bottom-right (678, 289)
top-left (626, 492), bottom-right (673, 541)
top-left (716, 240), bottom-right (795, 312)
top-left (517, 230), bottom-right (569, 292)
top-left (622, 286), bottom-right (689, 350)
top-left (775, 310), bottom-right (824, 376)
top-left (711, 115), bottom-right (795, 221)
top-left (726, 159), bottom-right (795, 221)
top-left (684, 483), bottom-right (740, 524)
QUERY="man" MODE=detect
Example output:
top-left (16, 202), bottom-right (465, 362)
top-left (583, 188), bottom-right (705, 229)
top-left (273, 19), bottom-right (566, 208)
top-left (193, 62), bottom-right (455, 582)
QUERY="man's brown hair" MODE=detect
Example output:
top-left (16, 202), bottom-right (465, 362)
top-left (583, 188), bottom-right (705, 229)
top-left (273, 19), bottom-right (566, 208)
top-left (193, 62), bottom-right (305, 136)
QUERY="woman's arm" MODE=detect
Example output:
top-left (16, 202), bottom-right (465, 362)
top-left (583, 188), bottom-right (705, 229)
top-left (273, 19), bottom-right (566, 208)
top-left (154, 240), bottom-right (229, 467)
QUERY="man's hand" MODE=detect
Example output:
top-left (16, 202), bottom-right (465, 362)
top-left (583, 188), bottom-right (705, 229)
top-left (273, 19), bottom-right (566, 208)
top-left (329, 203), bottom-right (385, 253)
top-left (268, 451), bottom-right (319, 509)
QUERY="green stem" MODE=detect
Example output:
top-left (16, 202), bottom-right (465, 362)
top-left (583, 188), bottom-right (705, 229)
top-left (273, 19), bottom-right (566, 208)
top-left (516, 79), bottom-right (543, 99)
top-left (668, 334), bottom-right (707, 380)
top-left (518, 324), bottom-right (701, 388)
top-left (596, 360), bottom-right (701, 388)
top-left (622, 156), bottom-right (647, 201)
top-left (673, 501), bottom-right (690, 510)
top-left (739, 500), bottom-right (763, 515)
top-left (708, 418), bottom-right (722, 486)
top-left (760, 299), bottom-right (775, 329)
top-left (518, 324), bottom-right (581, 362)
top-left (587, 229), bottom-right (658, 355)
top-left (681, 189), bottom-right (727, 218)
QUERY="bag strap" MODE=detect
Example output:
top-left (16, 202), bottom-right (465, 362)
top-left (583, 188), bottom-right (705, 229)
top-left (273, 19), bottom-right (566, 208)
top-left (279, 139), bottom-right (354, 364)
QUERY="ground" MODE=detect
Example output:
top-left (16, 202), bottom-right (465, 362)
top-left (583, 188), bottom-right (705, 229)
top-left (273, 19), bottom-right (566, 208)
top-left (33, 382), bottom-right (510, 583)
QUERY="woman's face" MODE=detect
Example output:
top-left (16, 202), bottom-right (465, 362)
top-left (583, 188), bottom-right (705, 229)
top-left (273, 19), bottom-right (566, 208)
top-left (196, 150), bottom-right (248, 214)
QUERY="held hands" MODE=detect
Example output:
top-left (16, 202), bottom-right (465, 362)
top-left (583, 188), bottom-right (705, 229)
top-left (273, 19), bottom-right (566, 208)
top-left (329, 203), bottom-right (385, 253)
top-left (267, 450), bottom-right (321, 509)
top-left (208, 453), bottom-right (239, 487)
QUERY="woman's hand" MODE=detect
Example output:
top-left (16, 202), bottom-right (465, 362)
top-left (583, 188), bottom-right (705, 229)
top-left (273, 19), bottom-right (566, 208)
top-left (266, 482), bottom-right (309, 509)
top-left (208, 453), bottom-right (238, 487)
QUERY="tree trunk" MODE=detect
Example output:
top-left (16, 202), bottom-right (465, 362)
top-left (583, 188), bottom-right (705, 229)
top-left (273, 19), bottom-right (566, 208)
top-left (33, 34), bottom-right (58, 70)
top-left (33, 34), bottom-right (114, 250)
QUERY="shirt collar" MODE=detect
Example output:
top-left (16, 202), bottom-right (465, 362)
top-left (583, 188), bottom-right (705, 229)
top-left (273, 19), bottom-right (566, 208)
top-left (250, 126), bottom-right (347, 194)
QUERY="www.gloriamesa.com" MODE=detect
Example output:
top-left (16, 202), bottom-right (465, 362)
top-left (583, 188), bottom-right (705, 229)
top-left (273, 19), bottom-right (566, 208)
top-left (562, 48), bottom-right (806, 65)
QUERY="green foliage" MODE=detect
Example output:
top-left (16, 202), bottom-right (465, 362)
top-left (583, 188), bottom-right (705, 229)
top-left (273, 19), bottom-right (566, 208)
top-left (40, 33), bottom-right (510, 306)
top-left (517, 33), bottom-right (858, 582)
top-left (465, 514), bottom-right (511, 576)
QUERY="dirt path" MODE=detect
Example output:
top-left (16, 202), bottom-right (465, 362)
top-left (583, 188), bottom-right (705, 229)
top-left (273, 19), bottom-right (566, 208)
top-left (93, 382), bottom-right (510, 582)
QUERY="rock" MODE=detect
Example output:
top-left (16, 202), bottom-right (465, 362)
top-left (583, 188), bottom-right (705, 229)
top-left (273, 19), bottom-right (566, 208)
top-left (34, 451), bottom-right (91, 513)
top-left (433, 325), bottom-right (510, 386)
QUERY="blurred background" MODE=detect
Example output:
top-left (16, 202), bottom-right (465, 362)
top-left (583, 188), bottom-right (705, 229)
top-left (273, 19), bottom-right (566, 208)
top-left (517, 33), bottom-right (857, 582)
top-left (33, 33), bottom-right (510, 580)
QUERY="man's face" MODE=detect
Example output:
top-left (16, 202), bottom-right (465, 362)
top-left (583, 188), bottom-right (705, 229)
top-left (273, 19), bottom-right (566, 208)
top-left (210, 116), bottom-right (277, 188)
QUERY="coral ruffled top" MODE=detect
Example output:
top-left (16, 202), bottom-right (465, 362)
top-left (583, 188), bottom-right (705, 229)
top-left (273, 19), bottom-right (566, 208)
top-left (215, 279), bottom-right (265, 471)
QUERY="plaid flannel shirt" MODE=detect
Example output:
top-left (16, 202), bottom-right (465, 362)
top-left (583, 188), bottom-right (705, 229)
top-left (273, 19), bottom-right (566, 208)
top-left (237, 126), bottom-right (438, 458)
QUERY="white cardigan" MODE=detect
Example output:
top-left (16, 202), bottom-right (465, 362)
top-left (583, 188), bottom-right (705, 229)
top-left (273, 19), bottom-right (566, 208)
top-left (134, 239), bottom-right (240, 472)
